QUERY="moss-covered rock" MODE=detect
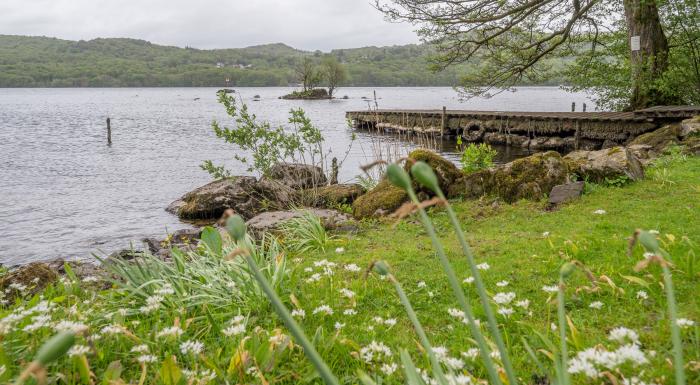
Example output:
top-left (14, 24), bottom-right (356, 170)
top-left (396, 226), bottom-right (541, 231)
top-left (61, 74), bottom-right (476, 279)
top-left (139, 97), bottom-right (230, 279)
top-left (405, 149), bottom-right (461, 193)
top-left (351, 179), bottom-right (408, 218)
top-left (448, 151), bottom-right (568, 202)
top-left (0, 262), bottom-right (58, 302)
top-left (311, 183), bottom-right (365, 207)
top-left (629, 124), bottom-right (681, 152)
top-left (680, 116), bottom-right (700, 138)
top-left (682, 136), bottom-right (700, 156)
top-left (564, 146), bottom-right (644, 183)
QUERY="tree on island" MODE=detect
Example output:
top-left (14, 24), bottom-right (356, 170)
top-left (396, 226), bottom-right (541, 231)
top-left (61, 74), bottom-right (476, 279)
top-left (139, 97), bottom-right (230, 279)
top-left (295, 57), bottom-right (322, 91)
top-left (375, 0), bottom-right (699, 110)
top-left (321, 56), bottom-right (348, 97)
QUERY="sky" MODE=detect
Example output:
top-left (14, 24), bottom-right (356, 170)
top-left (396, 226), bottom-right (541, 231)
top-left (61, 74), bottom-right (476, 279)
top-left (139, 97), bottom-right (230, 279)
top-left (0, 0), bottom-right (419, 51)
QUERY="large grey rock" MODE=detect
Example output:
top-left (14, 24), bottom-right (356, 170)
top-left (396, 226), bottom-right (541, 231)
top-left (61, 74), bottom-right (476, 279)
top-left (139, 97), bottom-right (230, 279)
top-left (548, 181), bottom-right (584, 205)
top-left (167, 176), bottom-right (260, 220)
top-left (680, 116), bottom-right (700, 138)
top-left (268, 163), bottom-right (327, 189)
top-left (564, 147), bottom-right (644, 182)
top-left (246, 209), bottom-right (352, 237)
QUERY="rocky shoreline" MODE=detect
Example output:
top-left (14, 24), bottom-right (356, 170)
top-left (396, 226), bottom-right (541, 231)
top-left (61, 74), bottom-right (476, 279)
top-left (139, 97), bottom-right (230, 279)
top-left (2, 117), bottom-right (697, 293)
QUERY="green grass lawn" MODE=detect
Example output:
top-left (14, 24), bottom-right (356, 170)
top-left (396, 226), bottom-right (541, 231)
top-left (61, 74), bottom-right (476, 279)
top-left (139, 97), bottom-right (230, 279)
top-left (1, 154), bottom-right (699, 385)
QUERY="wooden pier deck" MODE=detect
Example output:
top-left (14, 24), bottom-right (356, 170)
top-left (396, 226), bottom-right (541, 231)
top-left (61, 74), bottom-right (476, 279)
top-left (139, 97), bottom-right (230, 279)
top-left (346, 106), bottom-right (699, 151)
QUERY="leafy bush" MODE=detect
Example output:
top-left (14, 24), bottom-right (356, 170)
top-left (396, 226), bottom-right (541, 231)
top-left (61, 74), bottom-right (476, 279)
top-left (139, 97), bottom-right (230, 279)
top-left (460, 142), bottom-right (497, 173)
top-left (202, 90), bottom-right (327, 178)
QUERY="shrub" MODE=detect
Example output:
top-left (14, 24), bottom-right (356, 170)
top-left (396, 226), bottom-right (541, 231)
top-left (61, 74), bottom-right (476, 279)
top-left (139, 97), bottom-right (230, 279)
top-left (460, 143), bottom-right (497, 173)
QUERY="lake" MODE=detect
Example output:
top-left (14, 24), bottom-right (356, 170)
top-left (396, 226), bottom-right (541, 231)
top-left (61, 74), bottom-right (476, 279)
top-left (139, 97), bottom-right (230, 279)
top-left (0, 87), bottom-right (594, 265)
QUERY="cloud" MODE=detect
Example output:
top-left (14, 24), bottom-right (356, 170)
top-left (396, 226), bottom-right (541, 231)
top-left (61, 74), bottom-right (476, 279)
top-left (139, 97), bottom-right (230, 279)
top-left (0, 0), bottom-right (419, 50)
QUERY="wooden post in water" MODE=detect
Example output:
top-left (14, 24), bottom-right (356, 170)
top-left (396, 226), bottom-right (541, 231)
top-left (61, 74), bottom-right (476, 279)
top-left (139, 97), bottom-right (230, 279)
top-left (441, 106), bottom-right (447, 135)
top-left (571, 102), bottom-right (576, 112)
top-left (583, 103), bottom-right (587, 112)
top-left (106, 118), bottom-right (112, 145)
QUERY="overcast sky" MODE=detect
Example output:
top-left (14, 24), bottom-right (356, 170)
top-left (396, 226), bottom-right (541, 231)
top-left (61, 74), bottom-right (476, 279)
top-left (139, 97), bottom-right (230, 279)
top-left (0, 0), bottom-right (419, 51)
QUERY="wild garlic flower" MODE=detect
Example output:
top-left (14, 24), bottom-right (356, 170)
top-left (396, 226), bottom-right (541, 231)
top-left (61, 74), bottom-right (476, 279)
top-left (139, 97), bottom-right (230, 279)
top-left (608, 327), bottom-right (639, 344)
top-left (67, 345), bottom-right (91, 357)
top-left (417, 281), bottom-right (427, 288)
top-left (100, 324), bottom-right (125, 335)
top-left (335, 247), bottom-right (345, 253)
top-left (344, 263), bottom-right (361, 272)
top-left (380, 362), bottom-right (398, 376)
top-left (476, 263), bottom-right (490, 270)
top-left (359, 341), bottom-right (392, 363)
top-left (497, 307), bottom-right (514, 317)
top-left (312, 304), bottom-right (333, 315)
top-left (383, 318), bottom-right (397, 327)
top-left (306, 273), bottom-right (322, 283)
top-left (343, 309), bottom-right (357, 316)
top-left (448, 308), bottom-right (465, 319)
top-left (131, 344), bottom-right (149, 353)
top-left (542, 285), bottom-right (559, 293)
top-left (636, 290), bottom-right (649, 300)
top-left (676, 318), bottom-right (695, 328)
top-left (180, 340), bottom-right (204, 355)
top-left (334, 322), bottom-right (345, 330)
top-left (493, 292), bottom-right (516, 305)
top-left (593, 209), bottom-right (606, 215)
top-left (23, 315), bottom-right (52, 332)
top-left (155, 284), bottom-right (175, 296)
top-left (515, 299), bottom-right (530, 309)
top-left (303, 267), bottom-right (313, 273)
top-left (222, 323), bottom-right (245, 336)
top-left (54, 320), bottom-right (89, 334)
top-left (463, 276), bottom-right (474, 284)
top-left (461, 348), bottom-right (479, 360)
top-left (496, 280), bottom-right (509, 287)
top-left (137, 354), bottom-right (157, 363)
top-left (568, 343), bottom-right (648, 378)
top-left (340, 288), bottom-right (355, 298)
top-left (291, 309), bottom-right (306, 318)
top-left (589, 301), bottom-right (604, 309)
top-left (157, 326), bottom-right (184, 338)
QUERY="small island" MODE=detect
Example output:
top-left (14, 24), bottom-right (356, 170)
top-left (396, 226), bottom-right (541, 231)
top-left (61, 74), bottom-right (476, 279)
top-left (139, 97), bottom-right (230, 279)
top-left (280, 56), bottom-right (347, 100)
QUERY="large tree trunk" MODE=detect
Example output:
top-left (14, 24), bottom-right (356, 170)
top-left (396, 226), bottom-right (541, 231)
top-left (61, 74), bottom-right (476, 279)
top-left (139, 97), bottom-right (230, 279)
top-left (623, 0), bottom-right (673, 110)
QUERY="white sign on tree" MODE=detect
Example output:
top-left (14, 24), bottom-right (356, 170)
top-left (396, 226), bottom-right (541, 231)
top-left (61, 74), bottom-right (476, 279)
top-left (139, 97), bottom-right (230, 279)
top-left (631, 36), bottom-right (641, 51)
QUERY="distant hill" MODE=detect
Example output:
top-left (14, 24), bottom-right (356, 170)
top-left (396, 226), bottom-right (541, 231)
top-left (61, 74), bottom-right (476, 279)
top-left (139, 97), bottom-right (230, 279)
top-left (0, 35), bottom-right (565, 87)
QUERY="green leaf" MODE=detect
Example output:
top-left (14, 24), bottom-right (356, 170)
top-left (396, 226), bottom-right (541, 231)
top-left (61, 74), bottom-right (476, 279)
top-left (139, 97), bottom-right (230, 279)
top-left (200, 226), bottom-right (222, 255)
top-left (101, 360), bottom-right (123, 385)
top-left (159, 355), bottom-right (182, 385)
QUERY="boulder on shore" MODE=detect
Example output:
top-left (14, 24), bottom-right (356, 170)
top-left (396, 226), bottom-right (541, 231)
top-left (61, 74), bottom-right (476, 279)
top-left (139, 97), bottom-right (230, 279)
top-left (447, 151), bottom-right (568, 202)
top-left (404, 149), bottom-right (462, 193)
top-left (629, 123), bottom-right (681, 153)
top-left (310, 183), bottom-right (365, 207)
top-left (564, 146), bottom-right (644, 183)
top-left (352, 179), bottom-right (408, 218)
top-left (246, 208), bottom-right (352, 237)
top-left (0, 262), bottom-right (58, 301)
top-left (166, 176), bottom-right (260, 220)
top-left (268, 163), bottom-right (327, 189)
top-left (680, 116), bottom-right (700, 138)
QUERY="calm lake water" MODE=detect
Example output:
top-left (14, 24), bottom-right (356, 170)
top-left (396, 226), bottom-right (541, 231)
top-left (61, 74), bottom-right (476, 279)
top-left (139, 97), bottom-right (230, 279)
top-left (0, 87), bottom-right (593, 265)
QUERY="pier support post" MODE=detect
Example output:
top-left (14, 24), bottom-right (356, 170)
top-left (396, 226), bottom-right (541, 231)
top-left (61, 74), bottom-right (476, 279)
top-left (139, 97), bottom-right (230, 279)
top-left (441, 106), bottom-right (446, 135)
top-left (583, 103), bottom-right (587, 112)
top-left (107, 118), bottom-right (112, 145)
top-left (571, 102), bottom-right (576, 112)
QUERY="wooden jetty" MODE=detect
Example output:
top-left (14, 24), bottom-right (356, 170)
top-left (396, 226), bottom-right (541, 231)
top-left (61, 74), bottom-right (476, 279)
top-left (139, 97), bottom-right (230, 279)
top-left (346, 105), bottom-right (700, 151)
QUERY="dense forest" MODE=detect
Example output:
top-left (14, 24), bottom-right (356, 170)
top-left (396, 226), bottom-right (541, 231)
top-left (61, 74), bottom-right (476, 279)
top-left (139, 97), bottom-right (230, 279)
top-left (0, 35), bottom-right (568, 87)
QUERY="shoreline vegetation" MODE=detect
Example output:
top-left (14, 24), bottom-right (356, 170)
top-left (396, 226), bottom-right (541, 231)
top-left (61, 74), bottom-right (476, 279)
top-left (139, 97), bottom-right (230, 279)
top-left (1, 98), bottom-right (698, 383)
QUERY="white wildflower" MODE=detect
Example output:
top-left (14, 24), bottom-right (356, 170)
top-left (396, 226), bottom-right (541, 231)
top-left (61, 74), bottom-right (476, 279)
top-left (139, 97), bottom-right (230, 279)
top-left (343, 308), bottom-right (357, 316)
top-left (68, 345), bottom-right (90, 357)
top-left (340, 288), bottom-right (355, 298)
top-left (306, 273), bottom-right (322, 283)
top-left (82, 276), bottom-right (99, 283)
top-left (359, 341), bottom-right (392, 363)
top-left (417, 281), bottom-right (427, 288)
top-left (155, 284), bottom-right (175, 296)
top-left (335, 247), bottom-right (345, 253)
top-left (476, 263), bottom-right (490, 270)
top-left (542, 285), bottom-right (559, 293)
top-left (542, 231), bottom-right (550, 237)
top-left (100, 324), bottom-right (125, 335)
top-left (515, 299), bottom-right (530, 309)
top-left (444, 357), bottom-right (465, 370)
top-left (493, 292), bottom-right (516, 305)
top-left (312, 304), bottom-right (333, 315)
top-left (384, 318), bottom-right (397, 327)
top-left (180, 340), bottom-right (204, 355)
top-left (676, 318), bottom-right (695, 329)
top-left (463, 276), bottom-right (474, 284)
top-left (345, 263), bottom-right (362, 272)
top-left (593, 209), bottom-right (606, 215)
top-left (304, 267), bottom-right (313, 273)
top-left (23, 315), bottom-right (52, 332)
top-left (381, 362), bottom-right (398, 376)
top-left (608, 327), bottom-right (639, 344)
top-left (131, 344), bottom-right (149, 353)
top-left (497, 307), bottom-right (514, 317)
top-left (335, 322), bottom-right (345, 330)
top-left (496, 280), bottom-right (509, 287)
top-left (636, 290), bottom-right (649, 300)
top-left (137, 354), bottom-right (158, 363)
top-left (461, 348), bottom-right (479, 360)
top-left (54, 320), bottom-right (89, 334)
top-left (447, 308), bottom-right (465, 319)
top-left (291, 309), bottom-right (306, 318)
top-left (222, 323), bottom-right (245, 336)
top-left (157, 326), bottom-right (183, 338)
top-left (589, 301), bottom-right (604, 309)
